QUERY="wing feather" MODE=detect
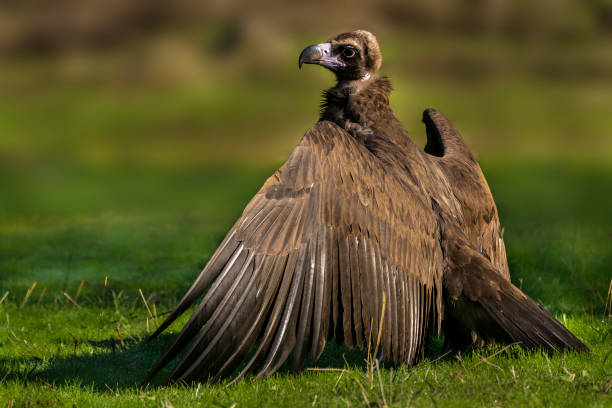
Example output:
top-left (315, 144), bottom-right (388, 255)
top-left (214, 255), bottom-right (285, 382)
top-left (422, 108), bottom-right (509, 279)
top-left (349, 235), bottom-right (365, 349)
top-left (293, 231), bottom-right (317, 371)
top-left (173, 252), bottom-right (264, 383)
top-left (338, 233), bottom-right (354, 348)
top-left (387, 263), bottom-right (399, 362)
top-left (257, 243), bottom-right (308, 377)
top-left (397, 266), bottom-right (407, 362)
top-left (228, 252), bottom-right (296, 384)
top-left (379, 251), bottom-right (392, 359)
top-left (311, 224), bottom-right (331, 360)
top-left (168, 250), bottom-right (256, 381)
top-left (145, 121), bottom-right (442, 384)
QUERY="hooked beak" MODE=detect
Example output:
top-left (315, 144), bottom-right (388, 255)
top-left (298, 43), bottom-right (346, 71)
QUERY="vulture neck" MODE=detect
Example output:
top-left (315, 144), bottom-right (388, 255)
top-left (320, 76), bottom-right (414, 149)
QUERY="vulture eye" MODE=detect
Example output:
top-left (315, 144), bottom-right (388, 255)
top-left (342, 47), bottom-right (357, 59)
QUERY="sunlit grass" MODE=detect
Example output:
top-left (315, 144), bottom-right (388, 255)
top-left (1, 161), bottom-right (611, 407)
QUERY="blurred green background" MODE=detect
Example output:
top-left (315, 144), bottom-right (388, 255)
top-left (1, 0), bottom-right (611, 310)
top-left (1, 4), bottom-right (612, 406)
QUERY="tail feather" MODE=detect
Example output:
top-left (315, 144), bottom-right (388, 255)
top-left (479, 283), bottom-right (588, 353)
top-left (441, 223), bottom-right (588, 354)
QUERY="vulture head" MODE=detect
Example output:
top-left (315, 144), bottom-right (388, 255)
top-left (299, 30), bottom-right (382, 81)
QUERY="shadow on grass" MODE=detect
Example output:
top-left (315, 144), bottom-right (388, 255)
top-left (1, 332), bottom-right (453, 392)
top-left (0, 334), bottom-right (174, 391)
top-left (31, 334), bottom-right (366, 392)
top-left (0, 334), bottom-right (373, 391)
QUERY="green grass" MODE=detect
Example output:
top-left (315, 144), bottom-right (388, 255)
top-left (1, 160), bottom-right (611, 407)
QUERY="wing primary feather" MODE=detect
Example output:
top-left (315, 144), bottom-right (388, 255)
top-left (388, 263), bottom-right (399, 363)
top-left (293, 235), bottom-right (317, 372)
top-left (423, 283), bottom-right (432, 351)
top-left (166, 250), bottom-right (256, 383)
top-left (143, 242), bottom-right (245, 383)
top-left (358, 237), bottom-right (372, 347)
top-left (257, 243), bottom-right (308, 377)
top-left (415, 279), bottom-right (424, 362)
top-left (320, 227), bottom-right (333, 350)
top-left (176, 254), bottom-right (282, 384)
top-left (416, 279), bottom-right (424, 362)
top-left (210, 255), bottom-right (283, 382)
top-left (364, 238), bottom-right (379, 348)
top-left (228, 253), bottom-right (295, 385)
top-left (398, 267), bottom-right (407, 363)
top-left (329, 227), bottom-right (340, 342)
top-left (423, 282), bottom-right (431, 353)
top-left (370, 240), bottom-right (383, 354)
top-left (176, 255), bottom-right (270, 383)
top-left (414, 277), bottom-right (422, 363)
top-left (338, 234), bottom-right (354, 347)
top-left (311, 225), bottom-right (330, 361)
top-left (406, 275), bottom-right (414, 364)
top-left (380, 255), bottom-right (392, 359)
top-left (349, 235), bottom-right (364, 348)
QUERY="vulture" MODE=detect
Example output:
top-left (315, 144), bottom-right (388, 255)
top-left (144, 30), bottom-right (587, 385)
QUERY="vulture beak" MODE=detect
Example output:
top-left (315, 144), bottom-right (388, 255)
top-left (299, 43), bottom-right (346, 71)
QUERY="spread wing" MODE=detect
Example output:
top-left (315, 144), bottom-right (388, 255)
top-left (422, 109), bottom-right (509, 278)
top-left (144, 121), bottom-right (444, 385)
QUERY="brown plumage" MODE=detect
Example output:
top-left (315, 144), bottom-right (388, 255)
top-left (144, 30), bottom-right (587, 385)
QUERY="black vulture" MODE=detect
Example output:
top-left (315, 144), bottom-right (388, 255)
top-left (144, 30), bottom-right (587, 385)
